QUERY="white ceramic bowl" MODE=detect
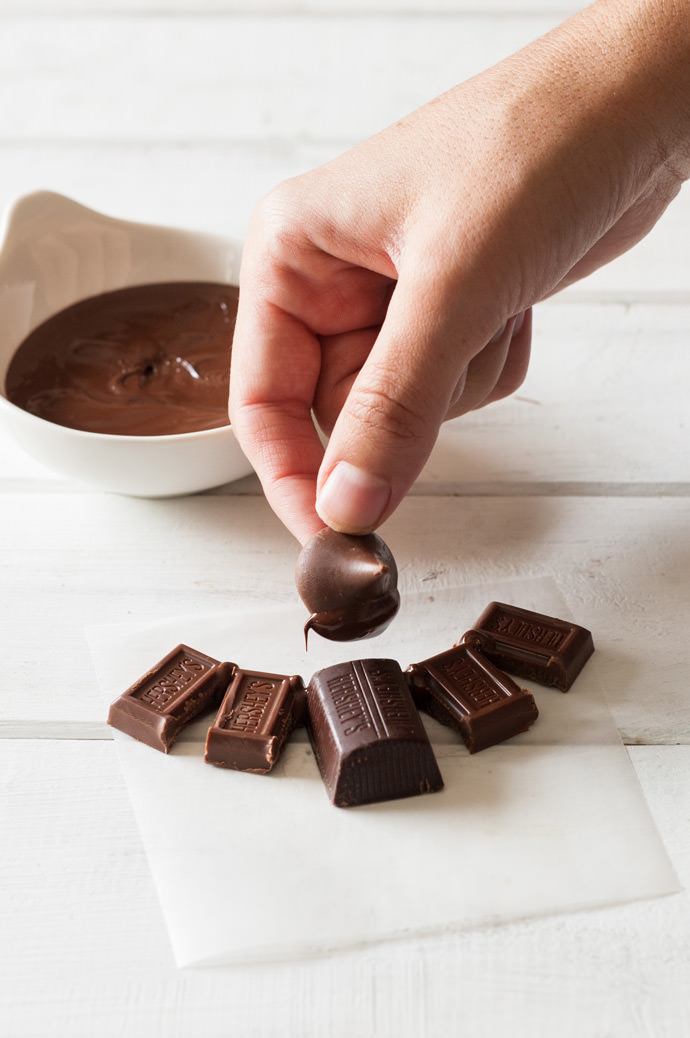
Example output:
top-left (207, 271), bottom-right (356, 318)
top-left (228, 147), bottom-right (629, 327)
top-left (0, 191), bottom-right (254, 496)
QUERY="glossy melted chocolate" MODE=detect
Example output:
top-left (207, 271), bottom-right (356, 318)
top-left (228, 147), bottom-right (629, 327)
top-left (5, 281), bottom-right (238, 436)
top-left (295, 528), bottom-right (400, 643)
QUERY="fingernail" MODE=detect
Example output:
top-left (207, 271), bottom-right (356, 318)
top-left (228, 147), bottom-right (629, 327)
top-left (316, 461), bottom-right (391, 533)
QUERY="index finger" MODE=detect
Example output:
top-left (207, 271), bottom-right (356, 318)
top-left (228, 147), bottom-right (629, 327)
top-left (229, 274), bottom-right (326, 545)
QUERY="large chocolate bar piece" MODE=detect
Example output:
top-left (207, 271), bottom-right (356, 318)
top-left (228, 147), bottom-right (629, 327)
top-left (107, 644), bottom-right (234, 752)
top-left (407, 643), bottom-right (538, 753)
top-left (306, 658), bottom-right (443, 807)
top-left (462, 601), bottom-right (594, 691)
top-left (204, 669), bottom-right (306, 774)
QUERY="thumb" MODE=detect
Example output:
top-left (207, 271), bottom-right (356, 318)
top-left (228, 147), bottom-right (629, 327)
top-left (315, 276), bottom-right (488, 533)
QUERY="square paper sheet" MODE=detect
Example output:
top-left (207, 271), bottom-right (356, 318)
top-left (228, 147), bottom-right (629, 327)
top-left (88, 577), bottom-right (679, 967)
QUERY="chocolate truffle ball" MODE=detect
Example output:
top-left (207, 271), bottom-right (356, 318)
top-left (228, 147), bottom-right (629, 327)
top-left (295, 528), bottom-right (400, 643)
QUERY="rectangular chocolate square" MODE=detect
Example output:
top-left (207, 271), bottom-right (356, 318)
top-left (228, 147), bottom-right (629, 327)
top-left (462, 601), bottom-right (594, 691)
top-left (107, 644), bottom-right (234, 753)
top-left (407, 643), bottom-right (538, 753)
top-left (306, 658), bottom-right (443, 808)
top-left (204, 669), bottom-right (306, 774)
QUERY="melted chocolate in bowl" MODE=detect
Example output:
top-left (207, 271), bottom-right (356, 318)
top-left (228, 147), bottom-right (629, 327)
top-left (4, 281), bottom-right (238, 436)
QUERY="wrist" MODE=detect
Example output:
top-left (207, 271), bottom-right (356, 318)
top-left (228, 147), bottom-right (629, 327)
top-left (564, 0), bottom-right (690, 179)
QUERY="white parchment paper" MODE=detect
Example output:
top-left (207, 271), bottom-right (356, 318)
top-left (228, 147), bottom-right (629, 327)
top-left (88, 577), bottom-right (679, 967)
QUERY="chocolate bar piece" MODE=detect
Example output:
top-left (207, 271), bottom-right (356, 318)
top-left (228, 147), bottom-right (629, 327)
top-left (461, 601), bottom-right (594, 691)
top-left (407, 643), bottom-right (538, 753)
top-left (107, 644), bottom-right (234, 752)
top-left (204, 669), bottom-right (306, 774)
top-left (306, 658), bottom-right (443, 807)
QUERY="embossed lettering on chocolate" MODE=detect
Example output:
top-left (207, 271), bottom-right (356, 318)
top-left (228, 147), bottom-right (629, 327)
top-left (107, 644), bottom-right (235, 753)
top-left (5, 281), bottom-right (238, 435)
top-left (461, 601), bottom-right (595, 691)
top-left (205, 669), bottom-right (306, 774)
top-left (306, 658), bottom-right (443, 807)
top-left (295, 528), bottom-right (400, 643)
top-left (407, 642), bottom-right (538, 753)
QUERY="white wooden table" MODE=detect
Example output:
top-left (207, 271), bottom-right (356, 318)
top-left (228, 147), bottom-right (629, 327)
top-left (1, 2), bottom-right (689, 1035)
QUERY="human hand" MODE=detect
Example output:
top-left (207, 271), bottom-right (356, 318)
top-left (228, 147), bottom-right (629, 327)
top-left (229, 0), bottom-right (690, 544)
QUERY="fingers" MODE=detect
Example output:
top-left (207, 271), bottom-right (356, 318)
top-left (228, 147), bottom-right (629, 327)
top-left (314, 272), bottom-right (485, 533)
top-left (445, 316), bottom-right (518, 416)
top-left (232, 221), bottom-right (531, 543)
top-left (314, 301), bottom-right (532, 534)
top-left (230, 177), bottom-right (406, 543)
top-left (229, 192), bottom-right (397, 545)
top-left (481, 308), bottom-right (532, 406)
top-left (229, 283), bottom-right (326, 544)
top-left (463, 308), bottom-right (532, 413)
top-left (232, 241), bottom-right (531, 544)
top-left (312, 325), bottom-right (380, 436)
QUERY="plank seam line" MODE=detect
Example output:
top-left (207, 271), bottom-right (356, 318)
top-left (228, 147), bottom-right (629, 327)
top-left (3, 480), bottom-right (690, 497)
top-left (0, 9), bottom-right (573, 23)
top-left (2, 731), bottom-right (688, 747)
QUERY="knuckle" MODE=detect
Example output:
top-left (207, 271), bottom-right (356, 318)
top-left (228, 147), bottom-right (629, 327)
top-left (347, 371), bottom-right (428, 445)
top-left (249, 181), bottom-right (306, 252)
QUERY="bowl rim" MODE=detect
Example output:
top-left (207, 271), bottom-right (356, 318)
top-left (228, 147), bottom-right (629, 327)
top-left (0, 188), bottom-right (239, 268)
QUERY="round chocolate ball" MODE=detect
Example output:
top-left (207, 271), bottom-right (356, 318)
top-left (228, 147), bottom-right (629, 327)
top-left (295, 528), bottom-right (400, 643)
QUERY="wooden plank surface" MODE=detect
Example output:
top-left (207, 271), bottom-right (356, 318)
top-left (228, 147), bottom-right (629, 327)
top-left (1, 740), bottom-right (688, 1038)
top-left (0, 1), bottom-right (584, 19)
top-left (1, 493), bottom-right (689, 745)
top-left (0, 15), bottom-right (557, 142)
